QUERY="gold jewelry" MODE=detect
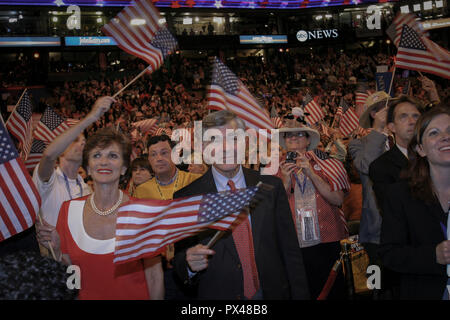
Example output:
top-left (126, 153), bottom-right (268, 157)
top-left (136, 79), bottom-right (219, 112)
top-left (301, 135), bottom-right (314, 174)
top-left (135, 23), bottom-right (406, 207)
top-left (156, 170), bottom-right (180, 200)
top-left (90, 190), bottom-right (123, 216)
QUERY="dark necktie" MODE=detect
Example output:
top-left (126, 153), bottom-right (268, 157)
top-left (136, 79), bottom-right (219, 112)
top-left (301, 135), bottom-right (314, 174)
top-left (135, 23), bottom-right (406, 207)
top-left (228, 179), bottom-right (260, 299)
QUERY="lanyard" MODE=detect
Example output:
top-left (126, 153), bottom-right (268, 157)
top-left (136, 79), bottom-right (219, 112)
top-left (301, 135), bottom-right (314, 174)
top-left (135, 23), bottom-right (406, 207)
top-left (292, 171), bottom-right (307, 195)
top-left (156, 170), bottom-right (179, 200)
top-left (63, 172), bottom-right (83, 200)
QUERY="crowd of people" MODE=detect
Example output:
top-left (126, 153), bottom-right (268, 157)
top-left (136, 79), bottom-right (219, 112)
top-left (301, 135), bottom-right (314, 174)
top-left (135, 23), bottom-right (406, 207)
top-left (0, 46), bottom-right (449, 300)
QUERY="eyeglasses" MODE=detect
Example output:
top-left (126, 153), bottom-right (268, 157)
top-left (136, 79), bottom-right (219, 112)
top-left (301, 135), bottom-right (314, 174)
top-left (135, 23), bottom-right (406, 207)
top-left (284, 131), bottom-right (308, 138)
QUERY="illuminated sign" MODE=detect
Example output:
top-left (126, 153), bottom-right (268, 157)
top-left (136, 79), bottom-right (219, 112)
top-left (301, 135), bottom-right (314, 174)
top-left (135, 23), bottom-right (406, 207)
top-left (239, 35), bottom-right (287, 44)
top-left (65, 36), bottom-right (117, 46)
top-left (296, 29), bottom-right (339, 42)
top-left (0, 37), bottom-right (60, 47)
top-left (0, 0), bottom-right (399, 10)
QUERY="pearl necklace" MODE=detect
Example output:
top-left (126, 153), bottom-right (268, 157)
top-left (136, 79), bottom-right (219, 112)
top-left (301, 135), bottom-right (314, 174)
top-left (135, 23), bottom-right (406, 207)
top-left (90, 190), bottom-right (123, 216)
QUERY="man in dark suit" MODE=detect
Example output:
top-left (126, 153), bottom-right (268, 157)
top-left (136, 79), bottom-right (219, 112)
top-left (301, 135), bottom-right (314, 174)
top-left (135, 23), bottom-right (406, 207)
top-left (172, 110), bottom-right (310, 300)
top-left (368, 95), bottom-right (422, 299)
top-left (369, 95), bottom-right (422, 215)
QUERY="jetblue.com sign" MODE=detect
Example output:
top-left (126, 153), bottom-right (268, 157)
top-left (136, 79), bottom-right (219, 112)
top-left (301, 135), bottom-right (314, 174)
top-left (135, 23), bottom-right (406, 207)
top-left (296, 29), bottom-right (339, 42)
top-left (65, 36), bottom-right (117, 46)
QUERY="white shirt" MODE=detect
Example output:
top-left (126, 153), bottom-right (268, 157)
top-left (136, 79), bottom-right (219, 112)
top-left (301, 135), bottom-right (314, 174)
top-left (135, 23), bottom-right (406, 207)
top-left (32, 164), bottom-right (91, 227)
top-left (396, 144), bottom-right (408, 159)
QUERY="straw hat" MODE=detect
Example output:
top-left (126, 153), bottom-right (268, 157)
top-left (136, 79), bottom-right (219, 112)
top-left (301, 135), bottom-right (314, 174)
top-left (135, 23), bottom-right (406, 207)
top-left (279, 123), bottom-right (320, 151)
top-left (359, 91), bottom-right (390, 129)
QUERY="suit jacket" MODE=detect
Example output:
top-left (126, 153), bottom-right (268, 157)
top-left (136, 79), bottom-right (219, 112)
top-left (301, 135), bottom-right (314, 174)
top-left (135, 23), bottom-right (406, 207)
top-left (379, 181), bottom-right (448, 300)
top-left (348, 130), bottom-right (387, 244)
top-left (369, 145), bottom-right (409, 216)
top-left (172, 167), bottom-right (310, 300)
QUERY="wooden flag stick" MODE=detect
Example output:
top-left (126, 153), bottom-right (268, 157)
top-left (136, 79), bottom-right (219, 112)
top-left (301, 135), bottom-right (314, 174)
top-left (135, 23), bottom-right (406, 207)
top-left (112, 67), bottom-right (150, 99)
top-left (6, 88), bottom-right (27, 125)
top-left (36, 213), bottom-right (57, 261)
top-left (385, 66), bottom-right (396, 108)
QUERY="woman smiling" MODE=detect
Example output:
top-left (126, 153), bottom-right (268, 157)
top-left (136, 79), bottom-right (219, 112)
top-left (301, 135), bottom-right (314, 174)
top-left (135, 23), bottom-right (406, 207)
top-left (39, 128), bottom-right (164, 300)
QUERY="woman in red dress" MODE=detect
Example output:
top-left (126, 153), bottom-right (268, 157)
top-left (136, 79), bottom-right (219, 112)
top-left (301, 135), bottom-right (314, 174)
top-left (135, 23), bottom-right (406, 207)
top-left (39, 127), bottom-right (164, 300)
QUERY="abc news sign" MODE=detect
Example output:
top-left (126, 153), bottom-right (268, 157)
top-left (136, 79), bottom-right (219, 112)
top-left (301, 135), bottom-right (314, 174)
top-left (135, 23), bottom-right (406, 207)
top-left (296, 29), bottom-right (339, 42)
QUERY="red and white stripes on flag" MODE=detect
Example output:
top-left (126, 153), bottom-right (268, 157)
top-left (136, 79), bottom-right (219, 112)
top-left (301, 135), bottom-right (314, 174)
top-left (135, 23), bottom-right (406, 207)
top-left (339, 107), bottom-right (359, 137)
top-left (304, 97), bottom-right (324, 126)
top-left (33, 107), bottom-right (72, 143)
top-left (132, 118), bottom-right (158, 135)
top-left (207, 57), bottom-right (274, 139)
top-left (395, 24), bottom-right (450, 79)
top-left (386, 13), bottom-right (429, 48)
top-left (355, 91), bottom-right (369, 105)
top-left (113, 186), bottom-right (259, 264)
top-left (24, 139), bottom-right (46, 172)
top-left (101, 0), bottom-right (178, 72)
top-left (306, 151), bottom-right (350, 192)
top-left (154, 127), bottom-right (172, 137)
top-left (0, 120), bottom-right (40, 242)
top-left (5, 90), bottom-right (33, 158)
top-left (271, 117), bottom-right (283, 129)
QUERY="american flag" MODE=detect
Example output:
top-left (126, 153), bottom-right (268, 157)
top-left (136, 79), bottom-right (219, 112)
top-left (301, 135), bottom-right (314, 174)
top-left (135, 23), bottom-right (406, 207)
top-left (34, 107), bottom-right (72, 143)
top-left (306, 150), bottom-right (350, 192)
top-left (207, 57), bottom-right (274, 139)
top-left (101, 0), bottom-right (178, 73)
top-left (339, 107), bottom-right (359, 137)
top-left (154, 127), bottom-right (172, 137)
top-left (24, 139), bottom-right (46, 172)
top-left (395, 24), bottom-right (450, 80)
top-left (355, 91), bottom-right (369, 106)
top-left (113, 186), bottom-right (259, 264)
top-left (355, 126), bottom-right (372, 138)
top-left (303, 93), bottom-right (324, 125)
top-left (5, 91), bottom-right (33, 158)
top-left (386, 13), bottom-right (429, 48)
top-left (271, 117), bottom-right (283, 129)
top-left (0, 120), bottom-right (41, 242)
top-left (132, 118), bottom-right (158, 135)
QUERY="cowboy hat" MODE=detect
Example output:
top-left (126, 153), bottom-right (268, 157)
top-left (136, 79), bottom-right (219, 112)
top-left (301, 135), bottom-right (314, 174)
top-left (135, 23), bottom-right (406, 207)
top-left (359, 91), bottom-right (390, 129)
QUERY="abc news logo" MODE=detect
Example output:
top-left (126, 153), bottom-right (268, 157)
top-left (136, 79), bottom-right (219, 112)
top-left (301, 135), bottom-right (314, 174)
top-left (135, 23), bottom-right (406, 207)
top-left (296, 29), bottom-right (339, 42)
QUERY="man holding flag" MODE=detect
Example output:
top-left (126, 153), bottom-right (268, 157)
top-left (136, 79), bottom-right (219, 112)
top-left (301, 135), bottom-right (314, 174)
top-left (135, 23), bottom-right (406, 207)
top-left (173, 110), bottom-right (309, 300)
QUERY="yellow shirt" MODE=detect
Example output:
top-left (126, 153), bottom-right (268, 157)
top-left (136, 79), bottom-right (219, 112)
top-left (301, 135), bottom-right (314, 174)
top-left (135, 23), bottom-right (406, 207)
top-left (134, 170), bottom-right (201, 200)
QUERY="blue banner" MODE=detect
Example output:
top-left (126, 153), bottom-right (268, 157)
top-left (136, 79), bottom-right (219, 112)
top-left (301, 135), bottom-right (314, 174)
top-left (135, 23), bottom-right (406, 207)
top-left (239, 35), bottom-right (288, 44)
top-left (375, 72), bottom-right (394, 97)
top-left (65, 36), bottom-right (117, 46)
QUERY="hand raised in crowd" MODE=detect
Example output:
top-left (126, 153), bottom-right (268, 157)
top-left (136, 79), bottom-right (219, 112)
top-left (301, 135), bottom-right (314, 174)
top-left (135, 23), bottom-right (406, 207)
top-left (436, 240), bottom-right (450, 265)
top-left (186, 244), bottom-right (215, 272)
top-left (86, 96), bottom-right (116, 123)
top-left (419, 76), bottom-right (440, 103)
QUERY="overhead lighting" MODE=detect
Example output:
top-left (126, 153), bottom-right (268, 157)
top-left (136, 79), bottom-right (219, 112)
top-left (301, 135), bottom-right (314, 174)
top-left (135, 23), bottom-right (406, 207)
top-left (413, 4), bottom-right (421, 12)
top-left (130, 18), bottom-right (146, 25)
top-left (435, 0), bottom-right (443, 8)
top-left (400, 5), bottom-right (410, 13)
top-left (183, 17), bottom-right (193, 25)
top-left (97, 17), bottom-right (102, 23)
top-left (52, 16), bottom-right (58, 22)
top-left (315, 15), bottom-right (323, 20)
top-left (195, 17), bottom-right (199, 22)
top-left (213, 17), bottom-right (223, 24)
top-left (96, 11), bottom-right (102, 15)
top-left (356, 14), bottom-right (361, 19)
top-left (325, 14), bottom-right (332, 19)
top-left (423, 1), bottom-right (433, 10)
top-left (8, 18), bottom-right (18, 23)
top-left (158, 18), bottom-right (166, 24)
top-left (19, 14), bottom-right (23, 19)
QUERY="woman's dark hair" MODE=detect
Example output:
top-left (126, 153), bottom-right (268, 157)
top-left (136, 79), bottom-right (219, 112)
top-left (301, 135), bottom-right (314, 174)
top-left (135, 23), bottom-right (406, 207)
top-left (404, 106), bottom-right (450, 203)
top-left (130, 157), bottom-right (152, 173)
top-left (82, 127), bottom-right (131, 171)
